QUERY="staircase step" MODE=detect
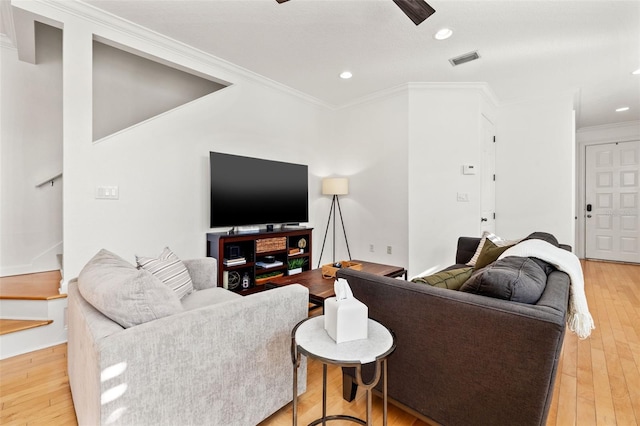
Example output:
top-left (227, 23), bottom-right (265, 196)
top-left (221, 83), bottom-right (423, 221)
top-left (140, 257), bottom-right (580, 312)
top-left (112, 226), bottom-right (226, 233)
top-left (0, 271), bottom-right (68, 359)
top-left (0, 319), bottom-right (53, 335)
top-left (0, 271), bottom-right (65, 300)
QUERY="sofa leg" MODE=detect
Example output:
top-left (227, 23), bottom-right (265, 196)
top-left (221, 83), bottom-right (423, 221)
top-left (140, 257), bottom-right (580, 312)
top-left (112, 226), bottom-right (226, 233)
top-left (342, 369), bottom-right (358, 402)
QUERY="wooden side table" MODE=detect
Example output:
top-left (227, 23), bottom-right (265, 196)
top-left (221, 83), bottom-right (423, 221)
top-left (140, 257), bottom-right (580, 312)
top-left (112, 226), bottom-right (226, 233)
top-left (291, 316), bottom-right (396, 426)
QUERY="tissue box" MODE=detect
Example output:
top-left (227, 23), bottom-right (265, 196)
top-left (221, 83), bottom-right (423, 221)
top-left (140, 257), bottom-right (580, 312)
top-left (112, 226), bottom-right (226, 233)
top-left (324, 297), bottom-right (368, 343)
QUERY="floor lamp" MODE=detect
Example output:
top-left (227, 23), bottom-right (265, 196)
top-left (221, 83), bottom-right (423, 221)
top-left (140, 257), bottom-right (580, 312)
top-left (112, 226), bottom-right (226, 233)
top-left (318, 177), bottom-right (352, 268)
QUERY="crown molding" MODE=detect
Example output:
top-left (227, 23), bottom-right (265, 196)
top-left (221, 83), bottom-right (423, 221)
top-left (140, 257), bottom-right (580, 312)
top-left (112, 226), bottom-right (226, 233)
top-left (336, 83), bottom-right (410, 110)
top-left (576, 120), bottom-right (640, 134)
top-left (16, 0), bottom-right (332, 109)
top-left (407, 82), bottom-right (500, 107)
top-left (337, 81), bottom-right (502, 111)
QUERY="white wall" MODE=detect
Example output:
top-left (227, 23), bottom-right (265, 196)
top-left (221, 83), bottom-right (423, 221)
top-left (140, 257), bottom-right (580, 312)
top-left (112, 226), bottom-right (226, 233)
top-left (5, 2), bottom-right (580, 287)
top-left (574, 120), bottom-right (640, 257)
top-left (407, 86), bottom-right (496, 276)
top-left (324, 90), bottom-right (409, 269)
top-left (0, 23), bottom-right (62, 276)
top-left (8, 1), bottom-right (333, 285)
top-left (92, 40), bottom-right (225, 141)
top-left (66, 81), bottom-right (329, 280)
top-left (496, 94), bottom-right (576, 247)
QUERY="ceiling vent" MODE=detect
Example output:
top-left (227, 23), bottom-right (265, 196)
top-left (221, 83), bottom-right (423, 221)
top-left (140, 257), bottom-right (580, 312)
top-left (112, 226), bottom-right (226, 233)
top-left (449, 51), bottom-right (480, 66)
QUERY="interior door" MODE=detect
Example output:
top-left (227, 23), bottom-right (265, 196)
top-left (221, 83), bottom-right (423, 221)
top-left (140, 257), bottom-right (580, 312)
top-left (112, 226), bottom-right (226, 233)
top-left (480, 116), bottom-right (496, 234)
top-left (585, 141), bottom-right (640, 263)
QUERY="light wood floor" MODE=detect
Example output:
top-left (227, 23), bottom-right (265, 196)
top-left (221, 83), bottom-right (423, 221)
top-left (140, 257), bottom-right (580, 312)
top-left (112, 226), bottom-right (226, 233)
top-left (0, 271), bottom-right (64, 300)
top-left (0, 260), bottom-right (638, 425)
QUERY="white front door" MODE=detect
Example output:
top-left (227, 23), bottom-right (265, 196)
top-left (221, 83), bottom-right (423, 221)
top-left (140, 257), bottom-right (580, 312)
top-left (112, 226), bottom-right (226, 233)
top-left (480, 116), bottom-right (496, 234)
top-left (585, 141), bottom-right (640, 263)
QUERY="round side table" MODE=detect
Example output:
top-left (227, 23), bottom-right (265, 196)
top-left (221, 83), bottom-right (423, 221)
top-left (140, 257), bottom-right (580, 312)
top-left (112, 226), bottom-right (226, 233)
top-left (291, 315), bottom-right (396, 426)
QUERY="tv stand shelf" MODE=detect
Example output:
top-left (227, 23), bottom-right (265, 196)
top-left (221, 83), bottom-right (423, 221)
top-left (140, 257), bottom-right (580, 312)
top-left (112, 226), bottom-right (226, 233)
top-left (206, 227), bottom-right (313, 294)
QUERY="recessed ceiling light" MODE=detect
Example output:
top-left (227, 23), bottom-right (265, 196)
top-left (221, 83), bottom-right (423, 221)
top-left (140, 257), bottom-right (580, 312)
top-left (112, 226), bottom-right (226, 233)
top-left (340, 71), bottom-right (353, 79)
top-left (616, 107), bottom-right (630, 112)
top-left (633, 68), bottom-right (640, 75)
top-left (434, 28), bottom-right (453, 40)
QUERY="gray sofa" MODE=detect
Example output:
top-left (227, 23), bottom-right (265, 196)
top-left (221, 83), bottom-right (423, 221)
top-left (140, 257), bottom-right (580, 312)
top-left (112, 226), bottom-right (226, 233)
top-left (338, 236), bottom-right (570, 426)
top-left (68, 252), bottom-right (308, 426)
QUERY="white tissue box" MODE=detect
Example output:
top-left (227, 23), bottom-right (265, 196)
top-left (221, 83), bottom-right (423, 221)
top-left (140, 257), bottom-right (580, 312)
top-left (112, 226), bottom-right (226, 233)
top-left (324, 297), bottom-right (368, 344)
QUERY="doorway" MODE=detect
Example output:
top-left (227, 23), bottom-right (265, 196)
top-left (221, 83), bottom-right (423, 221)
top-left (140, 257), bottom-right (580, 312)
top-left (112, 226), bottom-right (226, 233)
top-left (480, 115), bottom-right (496, 234)
top-left (585, 140), bottom-right (640, 263)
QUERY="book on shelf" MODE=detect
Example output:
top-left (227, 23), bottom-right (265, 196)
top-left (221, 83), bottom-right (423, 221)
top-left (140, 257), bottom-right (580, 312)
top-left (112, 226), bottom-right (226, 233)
top-left (223, 257), bottom-right (246, 266)
top-left (288, 248), bottom-right (303, 256)
top-left (255, 260), bottom-right (284, 269)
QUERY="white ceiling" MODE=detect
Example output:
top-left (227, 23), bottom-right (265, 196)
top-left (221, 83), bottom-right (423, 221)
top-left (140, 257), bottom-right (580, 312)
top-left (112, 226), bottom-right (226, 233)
top-left (18, 1), bottom-right (640, 128)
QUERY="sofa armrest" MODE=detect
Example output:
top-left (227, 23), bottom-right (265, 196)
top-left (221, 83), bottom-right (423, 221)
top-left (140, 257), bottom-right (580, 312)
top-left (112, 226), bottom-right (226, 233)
top-left (87, 284), bottom-right (308, 426)
top-left (183, 258), bottom-right (217, 290)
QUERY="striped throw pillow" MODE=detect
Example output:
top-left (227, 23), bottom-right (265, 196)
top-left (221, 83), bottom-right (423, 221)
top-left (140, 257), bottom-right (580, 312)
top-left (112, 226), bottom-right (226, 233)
top-left (136, 247), bottom-right (194, 300)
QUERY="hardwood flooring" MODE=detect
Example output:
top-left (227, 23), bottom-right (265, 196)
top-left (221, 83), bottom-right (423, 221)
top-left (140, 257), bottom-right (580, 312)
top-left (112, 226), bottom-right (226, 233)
top-left (0, 344), bottom-right (76, 425)
top-left (0, 260), bottom-right (638, 425)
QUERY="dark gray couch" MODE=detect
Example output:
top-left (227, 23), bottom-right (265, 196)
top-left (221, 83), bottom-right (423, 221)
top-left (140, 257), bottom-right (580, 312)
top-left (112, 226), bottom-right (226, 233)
top-left (338, 236), bottom-right (570, 426)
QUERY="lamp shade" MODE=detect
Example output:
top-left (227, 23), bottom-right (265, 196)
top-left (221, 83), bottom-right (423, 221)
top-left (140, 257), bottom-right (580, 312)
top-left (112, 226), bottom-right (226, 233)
top-left (322, 177), bottom-right (349, 195)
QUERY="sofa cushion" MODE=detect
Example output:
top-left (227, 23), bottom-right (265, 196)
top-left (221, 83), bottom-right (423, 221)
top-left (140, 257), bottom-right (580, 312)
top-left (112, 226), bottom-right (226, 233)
top-left (181, 287), bottom-right (243, 311)
top-left (473, 240), bottom-right (514, 270)
top-left (136, 247), bottom-right (194, 299)
top-left (411, 267), bottom-right (473, 290)
top-left (460, 256), bottom-right (547, 304)
top-left (78, 249), bottom-right (184, 328)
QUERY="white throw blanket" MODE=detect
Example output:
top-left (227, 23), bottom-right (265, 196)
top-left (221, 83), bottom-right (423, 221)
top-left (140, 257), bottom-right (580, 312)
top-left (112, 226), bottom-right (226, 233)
top-left (498, 239), bottom-right (595, 339)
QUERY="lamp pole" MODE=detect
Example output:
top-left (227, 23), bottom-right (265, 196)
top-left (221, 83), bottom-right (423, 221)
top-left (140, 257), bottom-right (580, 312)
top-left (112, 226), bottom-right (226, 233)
top-left (332, 196), bottom-right (336, 263)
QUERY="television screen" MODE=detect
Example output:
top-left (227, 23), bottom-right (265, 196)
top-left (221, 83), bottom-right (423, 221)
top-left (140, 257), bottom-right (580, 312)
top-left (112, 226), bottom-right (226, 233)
top-left (209, 152), bottom-right (309, 228)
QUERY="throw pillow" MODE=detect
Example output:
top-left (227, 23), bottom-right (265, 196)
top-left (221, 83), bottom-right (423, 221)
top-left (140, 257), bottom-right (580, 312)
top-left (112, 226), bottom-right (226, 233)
top-left (460, 256), bottom-right (547, 304)
top-left (411, 267), bottom-right (473, 290)
top-left (473, 240), bottom-right (514, 270)
top-left (136, 247), bottom-right (194, 300)
top-left (466, 231), bottom-right (492, 267)
top-left (78, 249), bottom-right (184, 328)
top-left (466, 232), bottom-right (520, 267)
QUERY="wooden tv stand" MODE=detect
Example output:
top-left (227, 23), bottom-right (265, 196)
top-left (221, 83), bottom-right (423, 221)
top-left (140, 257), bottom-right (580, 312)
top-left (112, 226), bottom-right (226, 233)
top-left (206, 227), bottom-right (313, 295)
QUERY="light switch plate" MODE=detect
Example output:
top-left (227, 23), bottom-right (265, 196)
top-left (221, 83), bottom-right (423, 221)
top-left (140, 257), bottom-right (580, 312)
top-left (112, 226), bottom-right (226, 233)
top-left (457, 192), bottom-right (469, 202)
top-left (96, 185), bottom-right (119, 200)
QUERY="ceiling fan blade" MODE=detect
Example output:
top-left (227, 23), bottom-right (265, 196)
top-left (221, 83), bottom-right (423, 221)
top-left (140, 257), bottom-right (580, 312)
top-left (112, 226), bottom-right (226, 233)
top-left (392, 0), bottom-right (436, 25)
top-left (275, 0), bottom-right (289, 3)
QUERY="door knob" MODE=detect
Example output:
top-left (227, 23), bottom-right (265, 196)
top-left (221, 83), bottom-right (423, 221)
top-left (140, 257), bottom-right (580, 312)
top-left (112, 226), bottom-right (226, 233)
top-left (587, 214), bottom-right (592, 218)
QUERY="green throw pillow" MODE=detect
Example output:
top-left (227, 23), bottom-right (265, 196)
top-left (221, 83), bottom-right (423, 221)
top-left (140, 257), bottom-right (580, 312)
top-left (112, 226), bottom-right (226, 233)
top-left (412, 267), bottom-right (473, 290)
top-left (474, 240), bottom-right (513, 270)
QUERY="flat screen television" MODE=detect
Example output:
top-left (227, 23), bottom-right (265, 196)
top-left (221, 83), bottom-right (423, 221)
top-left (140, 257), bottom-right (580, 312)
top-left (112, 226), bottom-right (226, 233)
top-left (209, 152), bottom-right (309, 228)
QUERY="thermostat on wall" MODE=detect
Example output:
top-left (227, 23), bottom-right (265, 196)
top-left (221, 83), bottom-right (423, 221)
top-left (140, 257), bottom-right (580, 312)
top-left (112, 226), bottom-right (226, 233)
top-left (462, 165), bottom-right (476, 175)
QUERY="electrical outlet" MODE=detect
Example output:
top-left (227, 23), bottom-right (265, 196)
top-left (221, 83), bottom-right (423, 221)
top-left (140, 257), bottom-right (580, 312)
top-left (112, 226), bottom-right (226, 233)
top-left (387, 246), bottom-right (392, 254)
top-left (369, 244), bottom-right (374, 252)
